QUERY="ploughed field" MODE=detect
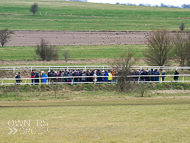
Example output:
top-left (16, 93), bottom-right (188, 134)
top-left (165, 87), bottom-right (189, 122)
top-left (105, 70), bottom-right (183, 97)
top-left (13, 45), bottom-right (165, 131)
top-left (6, 31), bottom-right (148, 46)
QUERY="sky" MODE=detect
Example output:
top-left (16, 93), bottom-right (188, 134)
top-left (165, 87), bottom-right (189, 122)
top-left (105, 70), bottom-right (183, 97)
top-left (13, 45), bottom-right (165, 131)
top-left (87, 0), bottom-right (190, 7)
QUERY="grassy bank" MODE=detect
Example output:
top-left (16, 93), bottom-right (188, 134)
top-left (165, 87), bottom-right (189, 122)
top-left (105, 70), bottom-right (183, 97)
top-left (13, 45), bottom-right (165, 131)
top-left (0, 1), bottom-right (190, 31)
top-left (1, 83), bottom-right (190, 102)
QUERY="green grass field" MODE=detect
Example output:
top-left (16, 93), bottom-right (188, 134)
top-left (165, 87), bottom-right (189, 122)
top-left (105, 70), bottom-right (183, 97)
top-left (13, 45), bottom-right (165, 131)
top-left (0, 91), bottom-right (190, 142)
top-left (0, 45), bottom-right (145, 60)
top-left (0, 0), bottom-right (190, 31)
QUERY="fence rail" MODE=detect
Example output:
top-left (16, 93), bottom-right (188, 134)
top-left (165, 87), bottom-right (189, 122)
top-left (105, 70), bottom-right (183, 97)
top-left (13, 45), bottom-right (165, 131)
top-left (0, 74), bottom-right (188, 85)
top-left (0, 66), bottom-right (190, 73)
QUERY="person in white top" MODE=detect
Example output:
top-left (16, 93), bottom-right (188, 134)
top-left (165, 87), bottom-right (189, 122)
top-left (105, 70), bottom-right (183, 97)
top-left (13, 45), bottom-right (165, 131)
top-left (93, 70), bottom-right (97, 82)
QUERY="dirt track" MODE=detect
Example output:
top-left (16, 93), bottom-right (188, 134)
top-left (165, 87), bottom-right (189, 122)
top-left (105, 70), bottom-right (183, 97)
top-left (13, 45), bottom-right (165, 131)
top-left (7, 31), bottom-right (149, 46)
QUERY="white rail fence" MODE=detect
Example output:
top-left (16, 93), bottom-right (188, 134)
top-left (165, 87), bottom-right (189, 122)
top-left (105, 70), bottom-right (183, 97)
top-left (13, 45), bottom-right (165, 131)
top-left (0, 66), bottom-right (189, 73)
top-left (0, 75), bottom-right (188, 85)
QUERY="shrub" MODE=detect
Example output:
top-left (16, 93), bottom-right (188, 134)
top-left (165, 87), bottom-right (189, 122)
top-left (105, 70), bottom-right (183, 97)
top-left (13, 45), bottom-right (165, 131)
top-left (62, 50), bottom-right (70, 62)
top-left (179, 22), bottom-right (185, 32)
top-left (36, 39), bottom-right (59, 61)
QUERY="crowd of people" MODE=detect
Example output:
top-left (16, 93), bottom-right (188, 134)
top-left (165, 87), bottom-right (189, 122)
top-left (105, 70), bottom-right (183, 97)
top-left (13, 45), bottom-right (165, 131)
top-left (133, 68), bottom-right (179, 82)
top-left (14, 68), bottom-right (179, 85)
top-left (29, 69), bottom-right (116, 84)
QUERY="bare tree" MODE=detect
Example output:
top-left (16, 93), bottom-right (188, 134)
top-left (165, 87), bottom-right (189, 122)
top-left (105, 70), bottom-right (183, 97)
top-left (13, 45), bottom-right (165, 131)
top-left (36, 39), bottom-right (59, 61)
top-left (63, 50), bottom-right (70, 62)
top-left (143, 30), bottom-right (173, 66)
top-left (0, 28), bottom-right (14, 47)
top-left (110, 48), bottom-right (138, 92)
top-left (179, 22), bottom-right (185, 32)
top-left (185, 38), bottom-right (190, 66)
top-left (173, 33), bottom-right (189, 66)
top-left (30, 3), bottom-right (39, 15)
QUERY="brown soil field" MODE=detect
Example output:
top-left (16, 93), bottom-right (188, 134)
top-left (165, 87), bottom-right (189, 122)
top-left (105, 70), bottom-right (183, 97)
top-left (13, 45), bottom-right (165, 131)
top-left (7, 31), bottom-right (149, 46)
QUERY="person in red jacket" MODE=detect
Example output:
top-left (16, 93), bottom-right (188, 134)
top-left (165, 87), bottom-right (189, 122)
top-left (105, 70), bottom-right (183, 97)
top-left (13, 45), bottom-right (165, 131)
top-left (31, 70), bottom-right (35, 85)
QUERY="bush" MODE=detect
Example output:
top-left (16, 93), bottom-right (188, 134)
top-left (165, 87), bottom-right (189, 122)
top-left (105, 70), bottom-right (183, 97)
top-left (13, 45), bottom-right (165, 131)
top-left (36, 39), bottom-right (59, 61)
top-left (179, 22), bottom-right (185, 32)
top-left (62, 50), bottom-right (70, 62)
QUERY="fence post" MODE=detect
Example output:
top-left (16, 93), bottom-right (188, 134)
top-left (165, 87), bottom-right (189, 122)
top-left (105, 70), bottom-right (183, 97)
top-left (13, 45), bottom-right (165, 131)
top-left (49, 67), bottom-right (50, 71)
top-left (93, 81), bottom-right (96, 92)
top-left (138, 76), bottom-right (140, 84)
top-left (14, 83), bottom-right (17, 92)
top-left (160, 76), bottom-right (162, 83)
top-left (71, 77), bottom-right (74, 85)
top-left (13, 67), bottom-right (15, 73)
top-left (31, 67), bottom-right (32, 72)
top-left (52, 81), bottom-right (54, 91)
top-left (1, 80), bottom-right (3, 86)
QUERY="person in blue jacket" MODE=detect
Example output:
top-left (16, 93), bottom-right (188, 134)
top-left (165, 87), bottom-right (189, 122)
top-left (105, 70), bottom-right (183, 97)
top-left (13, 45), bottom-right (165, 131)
top-left (104, 71), bottom-right (108, 82)
top-left (42, 71), bottom-right (48, 84)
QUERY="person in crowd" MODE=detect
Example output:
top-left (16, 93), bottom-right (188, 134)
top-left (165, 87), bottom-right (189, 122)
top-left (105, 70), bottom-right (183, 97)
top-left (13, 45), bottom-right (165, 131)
top-left (73, 70), bottom-right (78, 84)
top-left (147, 69), bottom-right (151, 81)
top-left (93, 70), bottom-right (97, 82)
top-left (134, 70), bottom-right (140, 81)
top-left (42, 71), bottom-right (48, 84)
top-left (67, 71), bottom-right (71, 84)
top-left (145, 70), bottom-right (150, 81)
top-left (34, 72), bottom-right (39, 85)
top-left (157, 70), bottom-right (160, 82)
top-left (153, 69), bottom-right (158, 82)
top-left (86, 70), bottom-right (90, 83)
top-left (63, 70), bottom-right (68, 82)
top-left (174, 70), bottom-right (179, 82)
top-left (58, 71), bottom-right (62, 82)
top-left (90, 70), bottom-right (94, 82)
top-left (150, 68), bottom-right (154, 81)
top-left (82, 71), bottom-right (86, 83)
top-left (104, 71), bottom-right (108, 82)
top-left (31, 70), bottom-right (35, 85)
top-left (15, 72), bottom-right (18, 78)
top-left (53, 71), bottom-right (58, 83)
top-left (97, 71), bottom-right (102, 83)
top-left (15, 72), bottom-right (22, 85)
top-left (162, 70), bottom-right (166, 81)
top-left (40, 71), bottom-right (44, 83)
top-left (101, 70), bottom-right (105, 82)
top-left (111, 70), bottom-right (116, 83)
top-left (140, 69), bottom-right (146, 82)
top-left (108, 70), bottom-right (112, 82)
top-left (79, 70), bottom-right (82, 82)
top-left (60, 71), bottom-right (64, 83)
top-left (48, 70), bottom-right (54, 84)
